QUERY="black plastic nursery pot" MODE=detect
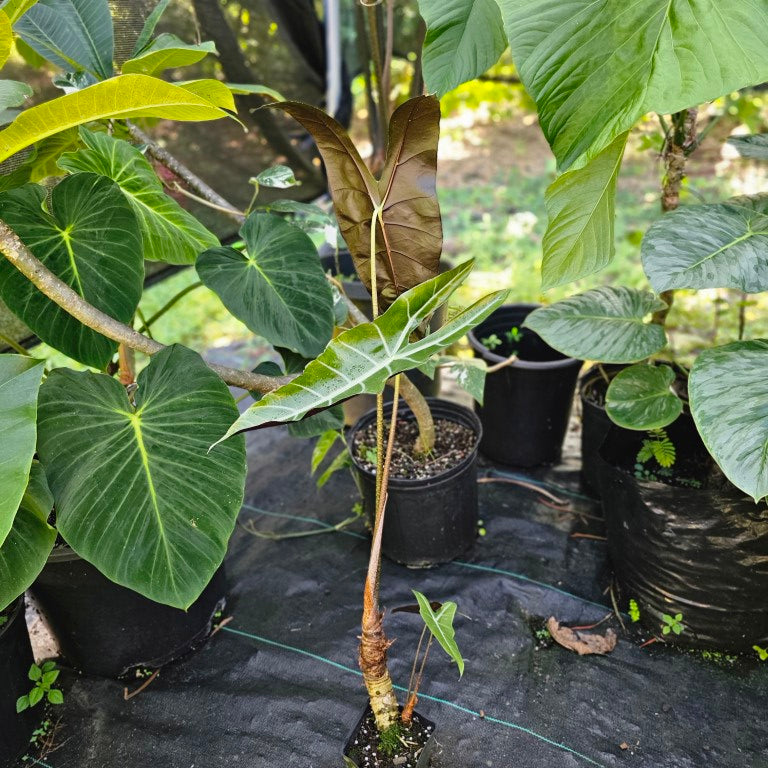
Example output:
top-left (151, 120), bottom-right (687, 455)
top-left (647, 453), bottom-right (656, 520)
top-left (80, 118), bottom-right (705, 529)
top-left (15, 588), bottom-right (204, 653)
top-left (321, 248), bottom-right (441, 425)
top-left (29, 546), bottom-right (227, 678)
top-left (349, 398), bottom-right (482, 568)
top-left (578, 364), bottom-right (632, 496)
top-left (0, 598), bottom-right (38, 767)
top-left (343, 706), bottom-right (436, 768)
top-left (598, 419), bottom-right (768, 651)
top-left (468, 304), bottom-right (583, 467)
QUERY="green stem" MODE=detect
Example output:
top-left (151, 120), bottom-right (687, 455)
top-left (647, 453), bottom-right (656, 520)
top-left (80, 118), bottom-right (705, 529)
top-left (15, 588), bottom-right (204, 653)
top-left (0, 331), bottom-right (31, 356)
top-left (138, 281), bottom-right (203, 334)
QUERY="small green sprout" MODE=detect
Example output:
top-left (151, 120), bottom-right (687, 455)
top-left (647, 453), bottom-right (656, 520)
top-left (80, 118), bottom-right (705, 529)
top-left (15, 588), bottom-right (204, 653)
top-left (637, 428), bottom-right (676, 468)
top-left (753, 645), bottom-right (768, 661)
top-left (661, 613), bottom-right (685, 636)
top-left (481, 333), bottom-right (502, 351)
top-left (629, 599), bottom-right (640, 623)
top-left (16, 662), bottom-right (64, 712)
top-left (505, 327), bottom-right (523, 345)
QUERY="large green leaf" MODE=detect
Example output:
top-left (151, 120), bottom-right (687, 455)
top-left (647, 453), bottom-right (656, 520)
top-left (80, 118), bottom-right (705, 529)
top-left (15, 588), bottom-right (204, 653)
top-left (728, 134), bottom-right (768, 161)
top-left (0, 10), bottom-right (11, 69)
top-left (0, 81), bottom-right (33, 111)
top-left (642, 196), bottom-right (768, 293)
top-left (130, 0), bottom-right (170, 56)
top-left (1, 0), bottom-right (40, 24)
top-left (499, 0), bottom-right (768, 170)
top-left (416, 0), bottom-right (506, 97)
top-left (541, 133), bottom-right (627, 288)
top-left (413, 590), bottom-right (464, 676)
top-left (689, 340), bottom-right (768, 501)
top-left (15, 0), bottom-right (113, 79)
top-left (0, 461), bottom-right (56, 612)
top-left (273, 96), bottom-right (442, 307)
top-left (36, 345), bottom-right (247, 609)
top-left (605, 364), bottom-right (683, 431)
top-left (220, 261), bottom-right (508, 440)
top-left (0, 174), bottom-right (143, 368)
top-left (0, 74), bottom-right (229, 164)
top-left (122, 34), bottom-right (216, 76)
top-left (59, 128), bottom-right (218, 264)
top-left (0, 355), bottom-right (44, 546)
top-left (197, 213), bottom-right (334, 358)
top-left (523, 287), bottom-right (667, 364)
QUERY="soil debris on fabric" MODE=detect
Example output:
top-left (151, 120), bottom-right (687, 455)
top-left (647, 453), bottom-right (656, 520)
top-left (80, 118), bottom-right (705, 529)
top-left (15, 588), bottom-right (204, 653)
top-left (354, 418), bottom-right (476, 480)
top-left (547, 617), bottom-right (618, 656)
top-left (345, 709), bottom-right (434, 768)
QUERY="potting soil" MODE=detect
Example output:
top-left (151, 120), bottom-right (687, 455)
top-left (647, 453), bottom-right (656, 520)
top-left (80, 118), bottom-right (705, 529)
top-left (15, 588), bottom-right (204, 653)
top-left (18, 424), bottom-right (768, 768)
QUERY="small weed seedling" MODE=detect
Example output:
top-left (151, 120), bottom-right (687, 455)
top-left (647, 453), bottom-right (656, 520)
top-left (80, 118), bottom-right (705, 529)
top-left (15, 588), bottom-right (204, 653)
top-left (629, 599), bottom-right (641, 623)
top-left (635, 429), bottom-right (676, 483)
top-left (481, 333), bottom-right (503, 351)
top-left (16, 662), bottom-right (64, 712)
top-left (661, 613), bottom-right (685, 636)
top-left (481, 327), bottom-right (523, 353)
top-left (753, 645), bottom-right (768, 661)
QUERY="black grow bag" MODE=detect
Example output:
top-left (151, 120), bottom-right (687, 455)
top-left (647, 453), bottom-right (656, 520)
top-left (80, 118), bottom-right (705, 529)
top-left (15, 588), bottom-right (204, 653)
top-left (0, 597), bottom-right (37, 767)
top-left (468, 304), bottom-right (582, 467)
top-left (349, 398), bottom-right (482, 567)
top-left (29, 547), bottom-right (227, 678)
top-left (599, 420), bottom-right (768, 651)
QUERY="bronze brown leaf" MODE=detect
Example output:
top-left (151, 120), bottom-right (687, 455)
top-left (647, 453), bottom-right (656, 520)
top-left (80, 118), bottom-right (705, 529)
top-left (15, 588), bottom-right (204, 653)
top-left (270, 96), bottom-right (442, 309)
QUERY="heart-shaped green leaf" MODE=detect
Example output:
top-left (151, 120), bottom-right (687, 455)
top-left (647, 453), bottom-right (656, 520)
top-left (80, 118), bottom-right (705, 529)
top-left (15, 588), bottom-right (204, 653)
top-left (221, 261), bottom-right (508, 440)
top-left (728, 134), bottom-right (768, 161)
top-left (499, 0), bottom-right (768, 170)
top-left (0, 74), bottom-right (229, 164)
top-left (689, 340), bottom-right (768, 502)
top-left (59, 128), bottom-right (219, 264)
top-left (122, 34), bottom-right (216, 76)
top-left (524, 287), bottom-right (667, 364)
top-left (0, 461), bottom-right (56, 612)
top-left (416, 0), bottom-right (507, 97)
top-left (0, 174), bottom-right (143, 368)
top-left (36, 345), bottom-right (247, 608)
top-left (413, 589), bottom-right (464, 676)
top-left (197, 212), bottom-right (334, 358)
top-left (0, 355), bottom-right (44, 545)
top-left (15, 0), bottom-right (114, 79)
top-left (542, 133), bottom-right (627, 288)
top-left (642, 196), bottom-right (768, 293)
top-left (273, 96), bottom-right (442, 307)
top-left (605, 364), bottom-right (683, 431)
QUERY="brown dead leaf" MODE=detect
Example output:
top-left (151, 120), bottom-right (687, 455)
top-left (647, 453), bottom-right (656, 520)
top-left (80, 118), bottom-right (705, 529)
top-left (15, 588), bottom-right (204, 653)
top-left (547, 617), bottom-right (617, 656)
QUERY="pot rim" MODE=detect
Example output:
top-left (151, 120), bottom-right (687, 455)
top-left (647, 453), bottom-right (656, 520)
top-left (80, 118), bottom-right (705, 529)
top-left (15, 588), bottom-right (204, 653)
top-left (467, 303), bottom-right (583, 370)
top-left (0, 595), bottom-right (24, 642)
top-left (347, 397), bottom-right (482, 488)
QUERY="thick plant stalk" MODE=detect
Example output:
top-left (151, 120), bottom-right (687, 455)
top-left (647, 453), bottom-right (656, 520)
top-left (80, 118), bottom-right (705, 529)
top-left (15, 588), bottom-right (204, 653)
top-left (653, 107), bottom-right (698, 326)
top-left (359, 374), bottom-right (401, 732)
top-left (0, 220), bottom-right (289, 394)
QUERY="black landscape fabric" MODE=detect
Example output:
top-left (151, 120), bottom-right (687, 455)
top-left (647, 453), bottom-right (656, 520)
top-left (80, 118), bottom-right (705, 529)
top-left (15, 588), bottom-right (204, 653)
top-left (18, 425), bottom-right (768, 768)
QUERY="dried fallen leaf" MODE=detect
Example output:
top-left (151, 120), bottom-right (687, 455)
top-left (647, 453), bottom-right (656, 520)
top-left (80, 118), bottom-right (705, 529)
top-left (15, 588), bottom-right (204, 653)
top-left (547, 617), bottom-right (618, 656)
top-left (620, 743), bottom-right (629, 751)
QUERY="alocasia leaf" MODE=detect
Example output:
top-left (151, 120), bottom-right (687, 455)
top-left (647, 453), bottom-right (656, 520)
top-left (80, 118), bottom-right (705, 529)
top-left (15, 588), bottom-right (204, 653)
top-left (196, 212), bottom-right (334, 358)
top-left (689, 340), bottom-right (768, 502)
top-left (59, 128), bottom-right (219, 264)
top-left (219, 261), bottom-right (508, 440)
top-left (498, 0), bottom-right (768, 170)
top-left (523, 287), bottom-right (667, 364)
top-left (416, 0), bottom-right (507, 97)
top-left (36, 345), bottom-right (247, 609)
top-left (642, 195), bottom-right (768, 293)
top-left (272, 96), bottom-right (442, 307)
top-left (0, 174), bottom-right (143, 368)
top-left (605, 364), bottom-right (683, 431)
top-left (0, 355), bottom-right (44, 546)
top-left (413, 590), bottom-right (464, 676)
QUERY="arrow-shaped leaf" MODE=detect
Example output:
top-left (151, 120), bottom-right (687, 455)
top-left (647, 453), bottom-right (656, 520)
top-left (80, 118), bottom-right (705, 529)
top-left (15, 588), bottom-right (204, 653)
top-left (36, 345), bottom-right (247, 609)
top-left (59, 128), bottom-right (219, 264)
top-left (272, 96), bottom-right (442, 307)
top-left (642, 195), bottom-right (768, 294)
top-left (220, 261), bottom-right (508, 439)
top-left (689, 339), bottom-right (768, 502)
top-left (413, 589), bottom-right (464, 676)
top-left (605, 364), bottom-right (683, 431)
top-left (523, 287), bottom-right (667, 364)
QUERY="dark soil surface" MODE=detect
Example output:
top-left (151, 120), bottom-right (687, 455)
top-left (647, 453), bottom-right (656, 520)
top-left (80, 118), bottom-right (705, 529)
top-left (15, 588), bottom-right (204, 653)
top-left (344, 709), bottom-right (434, 768)
top-left (353, 418), bottom-right (476, 480)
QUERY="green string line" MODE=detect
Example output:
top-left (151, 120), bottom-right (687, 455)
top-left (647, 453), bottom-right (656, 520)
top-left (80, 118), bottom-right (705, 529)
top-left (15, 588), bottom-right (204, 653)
top-left (27, 758), bottom-right (53, 767)
top-left (221, 625), bottom-right (607, 768)
top-left (241, 503), bottom-right (615, 613)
